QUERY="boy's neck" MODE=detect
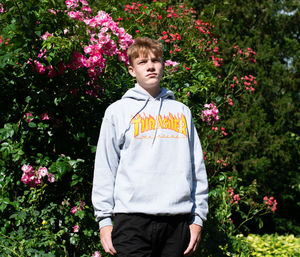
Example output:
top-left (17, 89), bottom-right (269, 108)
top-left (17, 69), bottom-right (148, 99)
top-left (139, 83), bottom-right (161, 98)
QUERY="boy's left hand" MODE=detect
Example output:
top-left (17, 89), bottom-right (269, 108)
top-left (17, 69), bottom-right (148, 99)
top-left (183, 223), bottom-right (202, 256)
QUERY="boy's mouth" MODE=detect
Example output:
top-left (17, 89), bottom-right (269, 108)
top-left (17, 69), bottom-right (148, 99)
top-left (147, 73), bottom-right (157, 77)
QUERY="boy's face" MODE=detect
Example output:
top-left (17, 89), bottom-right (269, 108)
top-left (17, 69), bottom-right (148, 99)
top-left (128, 51), bottom-right (164, 93)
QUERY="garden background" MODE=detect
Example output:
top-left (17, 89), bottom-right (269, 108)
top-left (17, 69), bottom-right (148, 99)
top-left (0, 0), bottom-right (299, 256)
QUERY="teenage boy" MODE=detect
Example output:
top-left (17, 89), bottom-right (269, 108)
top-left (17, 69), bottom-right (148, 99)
top-left (92, 37), bottom-right (208, 257)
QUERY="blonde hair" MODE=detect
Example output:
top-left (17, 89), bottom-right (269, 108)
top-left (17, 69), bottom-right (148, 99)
top-left (127, 37), bottom-right (163, 65)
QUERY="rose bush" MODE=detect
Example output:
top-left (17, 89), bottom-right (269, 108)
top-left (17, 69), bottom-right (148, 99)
top-left (0, 0), bottom-right (281, 256)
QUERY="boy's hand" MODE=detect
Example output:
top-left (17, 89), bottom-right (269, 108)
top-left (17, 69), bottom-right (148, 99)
top-left (183, 223), bottom-right (202, 256)
top-left (100, 225), bottom-right (117, 255)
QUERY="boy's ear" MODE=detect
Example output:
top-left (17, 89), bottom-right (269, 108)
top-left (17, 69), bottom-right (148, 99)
top-left (128, 65), bottom-right (136, 77)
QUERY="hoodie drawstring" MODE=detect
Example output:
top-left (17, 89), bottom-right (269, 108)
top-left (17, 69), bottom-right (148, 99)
top-left (152, 97), bottom-right (163, 145)
top-left (120, 97), bottom-right (150, 147)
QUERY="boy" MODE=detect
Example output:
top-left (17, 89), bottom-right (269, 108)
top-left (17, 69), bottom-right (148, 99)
top-left (92, 37), bottom-right (208, 257)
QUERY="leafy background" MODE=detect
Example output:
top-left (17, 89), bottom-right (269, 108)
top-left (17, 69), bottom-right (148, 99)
top-left (0, 0), bottom-right (299, 256)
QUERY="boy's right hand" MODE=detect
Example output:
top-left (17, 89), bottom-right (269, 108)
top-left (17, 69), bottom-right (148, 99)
top-left (100, 225), bottom-right (117, 255)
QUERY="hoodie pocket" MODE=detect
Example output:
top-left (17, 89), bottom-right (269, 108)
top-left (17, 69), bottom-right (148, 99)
top-left (129, 169), bottom-right (192, 206)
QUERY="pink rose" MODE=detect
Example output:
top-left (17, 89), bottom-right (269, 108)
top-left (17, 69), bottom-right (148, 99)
top-left (71, 206), bottom-right (78, 214)
top-left (93, 251), bottom-right (101, 257)
top-left (24, 113), bottom-right (34, 122)
top-left (73, 225), bottom-right (79, 232)
top-left (40, 113), bottom-right (50, 120)
top-left (48, 173), bottom-right (55, 183)
top-left (38, 167), bottom-right (48, 177)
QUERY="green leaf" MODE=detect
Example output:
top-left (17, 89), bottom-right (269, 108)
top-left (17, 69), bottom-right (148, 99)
top-left (28, 122), bottom-right (36, 128)
top-left (258, 219), bottom-right (264, 229)
top-left (25, 96), bottom-right (31, 103)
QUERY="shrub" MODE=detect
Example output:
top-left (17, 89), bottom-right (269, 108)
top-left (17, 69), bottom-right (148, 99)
top-left (244, 234), bottom-right (300, 257)
top-left (0, 0), bottom-right (282, 255)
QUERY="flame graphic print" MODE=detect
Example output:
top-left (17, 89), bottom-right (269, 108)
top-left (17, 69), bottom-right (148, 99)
top-left (131, 113), bottom-right (188, 139)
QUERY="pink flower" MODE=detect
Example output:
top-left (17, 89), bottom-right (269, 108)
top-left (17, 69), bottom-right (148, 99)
top-left (201, 103), bottom-right (219, 125)
top-left (21, 165), bottom-right (41, 187)
top-left (227, 187), bottom-right (234, 194)
top-left (93, 251), bottom-right (101, 257)
top-left (62, 7), bottom-right (133, 79)
top-left (68, 11), bottom-right (82, 19)
top-left (79, 200), bottom-right (85, 210)
top-left (48, 173), bottom-right (55, 183)
top-left (22, 174), bottom-right (40, 187)
top-left (118, 51), bottom-right (130, 65)
top-left (34, 61), bottom-right (46, 74)
top-left (90, 53), bottom-right (102, 64)
top-left (0, 3), bottom-right (4, 13)
top-left (227, 97), bottom-right (233, 106)
top-left (73, 225), bottom-right (79, 232)
top-left (70, 51), bottom-right (86, 69)
top-left (81, 6), bottom-right (91, 13)
top-left (38, 48), bottom-right (47, 59)
top-left (38, 167), bottom-right (48, 178)
top-left (21, 164), bottom-right (34, 174)
top-left (80, 0), bottom-right (89, 5)
top-left (263, 196), bottom-right (278, 212)
top-left (48, 65), bottom-right (56, 78)
top-left (24, 113), bottom-right (34, 122)
top-left (48, 9), bottom-right (57, 15)
top-left (211, 55), bottom-right (223, 67)
top-left (233, 194), bottom-right (240, 201)
top-left (40, 113), bottom-right (50, 120)
top-left (21, 173), bottom-right (29, 184)
top-left (71, 206), bottom-right (78, 214)
top-left (165, 60), bottom-right (179, 67)
top-left (84, 45), bottom-right (93, 54)
top-left (65, 0), bottom-right (78, 9)
top-left (41, 32), bottom-right (53, 41)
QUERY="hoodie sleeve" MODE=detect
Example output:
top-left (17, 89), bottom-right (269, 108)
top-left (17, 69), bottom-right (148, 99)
top-left (189, 116), bottom-right (209, 227)
top-left (92, 108), bottom-right (120, 229)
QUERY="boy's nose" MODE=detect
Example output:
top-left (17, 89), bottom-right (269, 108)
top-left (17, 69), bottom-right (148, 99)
top-left (147, 61), bottom-right (155, 70)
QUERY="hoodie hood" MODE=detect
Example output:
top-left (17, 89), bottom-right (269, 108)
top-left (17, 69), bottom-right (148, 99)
top-left (122, 83), bottom-right (175, 101)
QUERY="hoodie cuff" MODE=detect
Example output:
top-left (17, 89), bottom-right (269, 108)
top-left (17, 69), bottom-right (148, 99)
top-left (190, 215), bottom-right (203, 227)
top-left (99, 217), bottom-right (113, 229)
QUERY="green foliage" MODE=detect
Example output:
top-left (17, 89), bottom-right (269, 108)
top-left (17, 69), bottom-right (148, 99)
top-left (243, 234), bottom-right (300, 257)
top-left (199, 234), bottom-right (300, 257)
top-left (190, 0), bottom-right (300, 234)
top-left (0, 0), bottom-right (298, 255)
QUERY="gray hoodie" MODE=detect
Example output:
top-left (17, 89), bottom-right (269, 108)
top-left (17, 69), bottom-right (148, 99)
top-left (92, 83), bottom-right (208, 228)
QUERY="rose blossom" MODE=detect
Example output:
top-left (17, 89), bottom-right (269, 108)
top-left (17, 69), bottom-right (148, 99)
top-left (165, 60), bottom-right (179, 67)
top-left (71, 206), bottom-right (78, 214)
top-left (40, 113), bottom-right (50, 120)
top-left (73, 225), bottom-right (79, 232)
top-left (93, 251), bottom-right (101, 257)
top-left (24, 113), bottom-right (34, 122)
top-left (38, 167), bottom-right (48, 178)
top-left (48, 173), bottom-right (55, 183)
top-left (201, 103), bottom-right (219, 125)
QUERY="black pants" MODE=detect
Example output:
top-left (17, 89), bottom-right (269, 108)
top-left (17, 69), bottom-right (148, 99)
top-left (111, 213), bottom-right (191, 257)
